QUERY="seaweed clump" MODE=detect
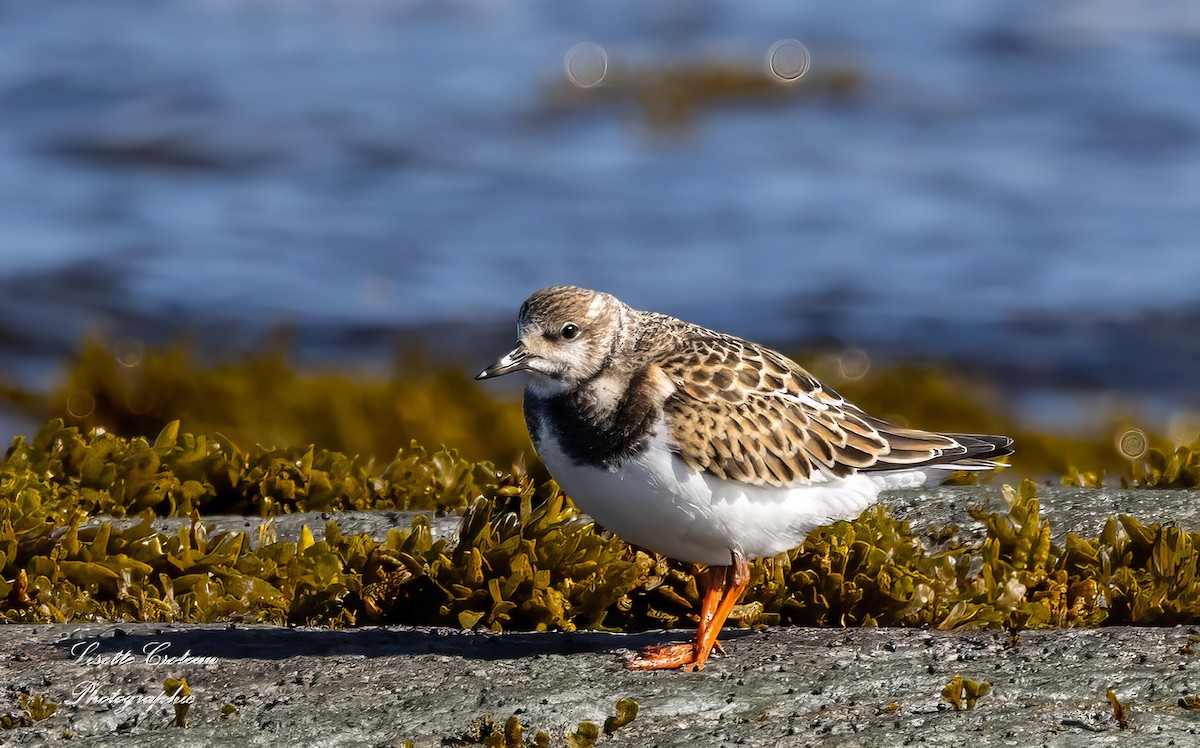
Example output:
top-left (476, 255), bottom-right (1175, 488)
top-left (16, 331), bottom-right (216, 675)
top-left (361, 479), bottom-right (647, 632)
top-left (1062, 436), bottom-right (1200, 489)
top-left (0, 420), bottom-right (647, 628)
top-left (2, 335), bottom-right (529, 467)
top-left (5, 420), bottom-right (1200, 632)
top-left (616, 478), bottom-right (1200, 632)
top-left (2, 334), bottom-right (1180, 481)
top-left (942, 675), bottom-right (991, 711)
top-left (444, 700), bottom-right (636, 748)
top-left (4, 418), bottom-right (489, 517)
top-left (539, 55), bottom-right (862, 132)
top-left (0, 693), bottom-right (57, 730)
top-left (1123, 438), bottom-right (1200, 489)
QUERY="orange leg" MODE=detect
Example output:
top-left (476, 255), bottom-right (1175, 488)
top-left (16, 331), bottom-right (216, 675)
top-left (696, 566), bottom-right (723, 632)
top-left (693, 558), bottom-right (749, 666)
top-left (697, 567), bottom-right (729, 656)
top-left (627, 550), bottom-right (750, 671)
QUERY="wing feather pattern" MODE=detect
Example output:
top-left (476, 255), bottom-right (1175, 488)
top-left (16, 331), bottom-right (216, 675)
top-left (657, 335), bottom-right (1013, 488)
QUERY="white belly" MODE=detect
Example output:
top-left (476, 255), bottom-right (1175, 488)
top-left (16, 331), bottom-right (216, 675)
top-left (535, 429), bottom-right (903, 566)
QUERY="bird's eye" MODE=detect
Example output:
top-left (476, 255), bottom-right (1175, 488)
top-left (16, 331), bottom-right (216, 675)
top-left (560, 323), bottom-right (580, 340)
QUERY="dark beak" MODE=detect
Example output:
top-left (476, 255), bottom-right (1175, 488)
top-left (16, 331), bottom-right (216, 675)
top-left (476, 343), bottom-right (532, 380)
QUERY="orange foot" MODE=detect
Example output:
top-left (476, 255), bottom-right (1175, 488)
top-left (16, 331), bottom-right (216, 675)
top-left (625, 549), bottom-right (747, 672)
top-left (626, 643), bottom-right (705, 671)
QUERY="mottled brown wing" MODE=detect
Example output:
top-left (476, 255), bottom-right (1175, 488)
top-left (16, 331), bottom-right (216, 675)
top-left (656, 335), bottom-right (968, 487)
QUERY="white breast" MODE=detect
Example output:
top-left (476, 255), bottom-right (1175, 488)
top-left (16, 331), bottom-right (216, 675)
top-left (534, 427), bottom-right (893, 566)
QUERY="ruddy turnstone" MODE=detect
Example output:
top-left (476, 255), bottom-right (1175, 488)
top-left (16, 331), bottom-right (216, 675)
top-left (476, 286), bottom-right (1013, 671)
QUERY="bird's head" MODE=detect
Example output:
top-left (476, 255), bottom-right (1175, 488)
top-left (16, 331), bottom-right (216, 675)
top-left (476, 285), bottom-right (627, 394)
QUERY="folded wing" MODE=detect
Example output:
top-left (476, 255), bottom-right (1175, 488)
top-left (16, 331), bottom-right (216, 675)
top-left (656, 335), bottom-right (1013, 488)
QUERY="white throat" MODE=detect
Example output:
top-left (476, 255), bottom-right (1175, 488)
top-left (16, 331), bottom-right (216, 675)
top-left (525, 373), bottom-right (572, 397)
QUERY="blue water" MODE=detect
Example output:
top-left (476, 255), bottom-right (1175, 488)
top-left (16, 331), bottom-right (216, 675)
top-left (1, 0), bottom-right (1198, 401)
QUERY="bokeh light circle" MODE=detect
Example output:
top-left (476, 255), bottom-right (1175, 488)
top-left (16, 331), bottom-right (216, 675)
top-left (1118, 429), bottom-right (1148, 460)
top-left (838, 348), bottom-right (871, 381)
top-left (67, 391), bottom-right (96, 419)
top-left (115, 337), bottom-right (145, 368)
top-left (564, 42), bottom-right (608, 88)
top-left (766, 39), bottom-right (811, 83)
top-left (1168, 412), bottom-right (1200, 446)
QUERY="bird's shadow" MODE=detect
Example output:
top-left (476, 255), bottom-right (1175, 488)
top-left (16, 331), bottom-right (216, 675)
top-left (53, 625), bottom-right (755, 663)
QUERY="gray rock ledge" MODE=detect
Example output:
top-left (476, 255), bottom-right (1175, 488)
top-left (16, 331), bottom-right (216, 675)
top-left (3, 622), bottom-right (1200, 746)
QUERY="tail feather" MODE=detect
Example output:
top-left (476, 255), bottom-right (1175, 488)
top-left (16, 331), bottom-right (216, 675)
top-left (945, 432), bottom-right (1014, 453)
top-left (861, 427), bottom-right (1014, 473)
top-left (944, 433), bottom-right (1015, 463)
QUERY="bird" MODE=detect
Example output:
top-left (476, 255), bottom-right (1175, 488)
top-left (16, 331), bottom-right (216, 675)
top-left (476, 286), bottom-right (1012, 671)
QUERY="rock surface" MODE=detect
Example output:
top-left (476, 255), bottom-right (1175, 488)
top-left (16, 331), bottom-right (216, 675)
top-left (86, 484), bottom-right (1200, 549)
top-left (6, 486), bottom-right (1200, 746)
top-left (4, 623), bottom-right (1200, 747)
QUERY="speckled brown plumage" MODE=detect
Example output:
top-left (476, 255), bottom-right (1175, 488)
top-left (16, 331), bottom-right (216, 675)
top-left (653, 331), bottom-right (1000, 487)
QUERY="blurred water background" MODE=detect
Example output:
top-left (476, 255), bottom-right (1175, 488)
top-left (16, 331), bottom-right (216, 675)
top-left (1, 0), bottom-right (1198, 445)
